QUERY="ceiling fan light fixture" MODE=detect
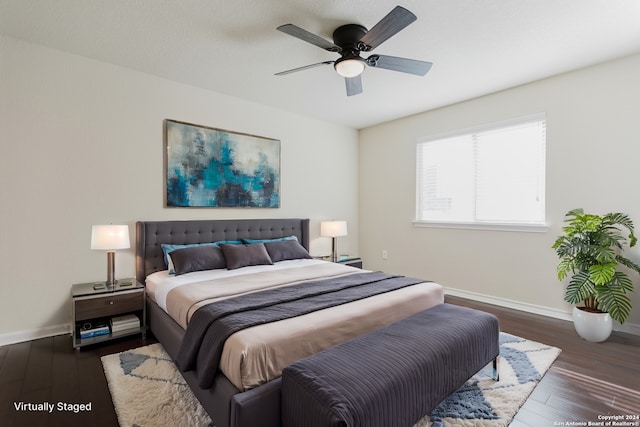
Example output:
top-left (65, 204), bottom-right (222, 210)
top-left (334, 58), bottom-right (365, 78)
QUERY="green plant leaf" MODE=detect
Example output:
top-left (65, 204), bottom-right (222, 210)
top-left (609, 271), bottom-right (635, 293)
top-left (565, 271), bottom-right (596, 304)
top-left (604, 212), bottom-right (634, 231)
top-left (588, 263), bottom-right (617, 285)
top-left (590, 246), bottom-right (616, 263)
top-left (598, 229), bottom-right (624, 250)
top-left (551, 235), bottom-right (565, 250)
top-left (595, 286), bottom-right (632, 324)
top-left (552, 238), bottom-right (571, 256)
top-left (616, 255), bottom-right (640, 274)
top-left (566, 208), bottom-right (584, 217)
top-left (557, 258), bottom-right (573, 281)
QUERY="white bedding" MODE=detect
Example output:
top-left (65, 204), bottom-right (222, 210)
top-left (146, 258), bottom-right (335, 312)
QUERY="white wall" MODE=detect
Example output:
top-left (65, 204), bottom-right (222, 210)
top-left (0, 36), bottom-right (359, 343)
top-left (359, 53), bottom-right (640, 334)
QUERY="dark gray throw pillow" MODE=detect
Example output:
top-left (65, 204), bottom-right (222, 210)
top-left (264, 239), bottom-right (312, 262)
top-left (170, 245), bottom-right (226, 275)
top-left (220, 243), bottom-right (274, 270)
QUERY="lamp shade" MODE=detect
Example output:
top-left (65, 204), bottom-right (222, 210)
top-left (320, 221), bottom-right (348, 237)
top-left (91, 225), bottom-right (130, 250)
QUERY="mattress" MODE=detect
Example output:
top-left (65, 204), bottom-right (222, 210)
top-left (146, 259), bottom-right (444, 391)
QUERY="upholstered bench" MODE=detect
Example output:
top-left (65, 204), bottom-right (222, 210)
top-left (281, 303), bottom-right (500, 427)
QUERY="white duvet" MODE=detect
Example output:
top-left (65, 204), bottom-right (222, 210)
top-left (146, 258), bottom-right (335, 312)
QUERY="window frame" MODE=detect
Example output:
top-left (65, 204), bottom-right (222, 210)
top-left (414, 113), bottom-right (548, 233)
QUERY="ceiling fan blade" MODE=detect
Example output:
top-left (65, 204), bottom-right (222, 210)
top-left (367, 54), bottom-right (432, 76)
top-left (275, 61), bottom-right (334, 76)
top-left (345, 75), bottom-right (363, 96)
top-left (358, 6), bottom-right (417, 51)
top-left (277, 24), bottom-right (341, 52)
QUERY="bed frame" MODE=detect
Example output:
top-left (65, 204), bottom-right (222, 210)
top-left (135, 218), bottom-right (310, 427)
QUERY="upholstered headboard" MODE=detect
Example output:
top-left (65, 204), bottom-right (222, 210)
top-left (135, 218), bottom-right (310, 283)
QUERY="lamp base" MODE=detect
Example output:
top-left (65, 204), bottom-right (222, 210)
top-left (331, 237), bottom-right (338, 263)
top-left (106, 251), bottom-right (117, 286)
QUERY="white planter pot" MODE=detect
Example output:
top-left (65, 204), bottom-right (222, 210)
top-left (572, 306), bottom-right (613, 342)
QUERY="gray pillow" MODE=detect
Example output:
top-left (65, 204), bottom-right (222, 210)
top-left (170, 245), bottom-right (226, 275)
top-left (220, 243), bottom-right (273, 270)
top-left (264, 239), bottom-right (312, 262)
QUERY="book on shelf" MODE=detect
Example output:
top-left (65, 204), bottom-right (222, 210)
top-left (110, 314), bottom-right (140, 332)
top-left (80, 328), bottom-right (110, 339)
top-left (80, 321), bottom-right (110, 339)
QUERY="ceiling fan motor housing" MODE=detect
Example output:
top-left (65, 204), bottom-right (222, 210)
top-left (332, 24), bottom-right (369, 52)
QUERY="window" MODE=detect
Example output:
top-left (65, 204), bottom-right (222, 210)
top-left (415, 114), bottom-right (546, 231)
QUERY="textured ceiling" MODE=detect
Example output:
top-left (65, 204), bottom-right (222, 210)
top-left (1, 0), bottom-right (640, 129)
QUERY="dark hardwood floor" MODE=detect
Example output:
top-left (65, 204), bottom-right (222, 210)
top-left (0, 334), bottom-right (157, 427)
top-left (1, 297), bottom-right (639, 427)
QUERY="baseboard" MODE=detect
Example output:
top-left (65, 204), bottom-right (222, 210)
top-left (445, 287), bottom-right (640, 336)
top-left (0, 323), bottom-right (70, 347)
top-left (622, 322), bottom-right (640, 335)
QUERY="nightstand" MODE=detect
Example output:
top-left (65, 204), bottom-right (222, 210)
top-left (71, 278), bottom-right (146, 349)
top-left (337, 257), bottom-right (363, 269)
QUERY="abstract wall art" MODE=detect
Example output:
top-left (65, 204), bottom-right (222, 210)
top-left (165, 120), bottom-right (280, 208)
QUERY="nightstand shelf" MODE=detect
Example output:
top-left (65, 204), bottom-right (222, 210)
top-left (71, 279), bottom-right (146, 349)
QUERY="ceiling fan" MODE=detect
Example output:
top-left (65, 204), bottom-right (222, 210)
top-left (275, 6), bottom-right (432, 96)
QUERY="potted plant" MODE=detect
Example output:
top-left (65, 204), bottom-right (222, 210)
top-left (552, 208), bottom-right (640, 342)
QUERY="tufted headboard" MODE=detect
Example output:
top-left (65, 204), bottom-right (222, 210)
top-left (135, 218), bottom-right (310, 284)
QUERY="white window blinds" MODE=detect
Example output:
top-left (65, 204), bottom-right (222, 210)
top-left (416, 114), bottom-right (546, 227)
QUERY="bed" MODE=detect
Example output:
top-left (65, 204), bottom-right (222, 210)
top-left (135, 218), bottom-right (444, 427)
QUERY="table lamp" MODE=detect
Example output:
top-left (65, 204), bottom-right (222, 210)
top-left (320, 220), bottom-right (348, 262)
top-left (91, 225), bottom-right (130, 286)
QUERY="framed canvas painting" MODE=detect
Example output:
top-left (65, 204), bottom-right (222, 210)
top-left (165, 120), bottom-right (280, 207)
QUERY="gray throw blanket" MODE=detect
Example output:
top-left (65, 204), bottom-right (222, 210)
top-left (175, 271), bottom-right (426, 389)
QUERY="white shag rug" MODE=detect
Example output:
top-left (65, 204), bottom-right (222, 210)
top-left (102, 343), bottom-right (212, 427)
top-left (102, 332), bottom-right (560, 427)
top-left (414, 332), bottom-right (561, 427)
